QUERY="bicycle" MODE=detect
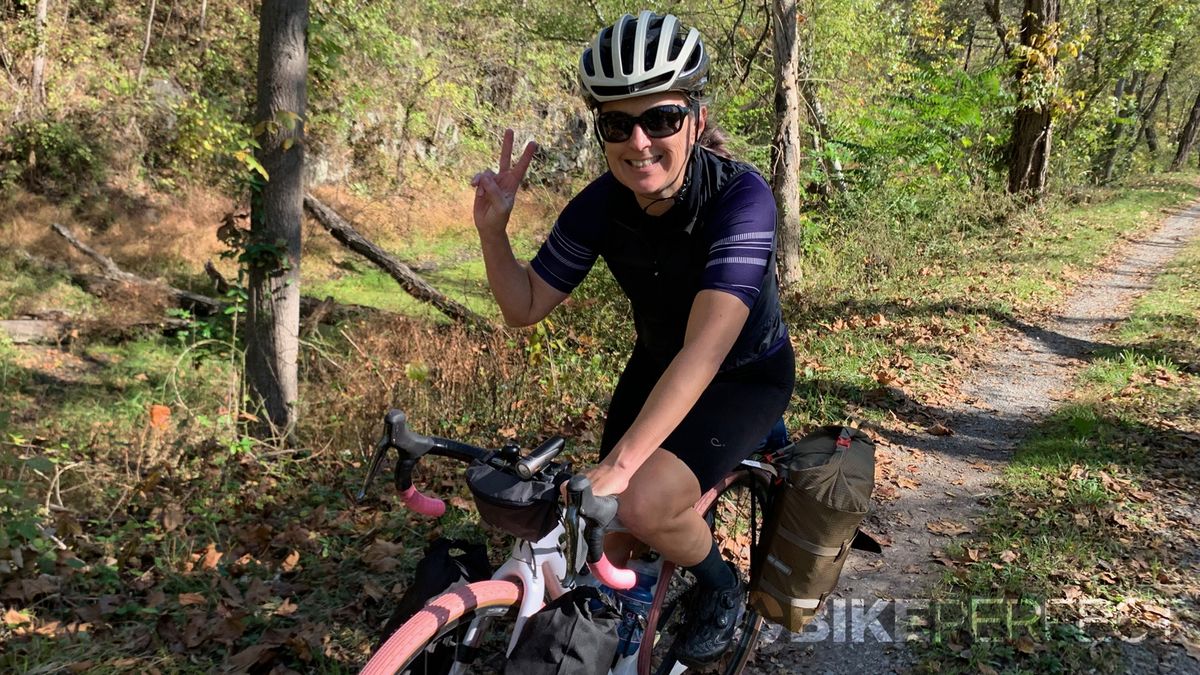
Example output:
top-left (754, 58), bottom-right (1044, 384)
top-left (356, 409), bottom-right (781, 675)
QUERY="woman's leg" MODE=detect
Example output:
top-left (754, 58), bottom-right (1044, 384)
top-left (615, 448), bottom-right (710, 566)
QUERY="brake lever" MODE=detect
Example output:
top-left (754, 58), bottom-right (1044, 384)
top-left (357, 436), bottom-right (391, 501)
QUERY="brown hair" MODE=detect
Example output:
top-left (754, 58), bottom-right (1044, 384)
top-left (698, 125), bottom-right (733, 159)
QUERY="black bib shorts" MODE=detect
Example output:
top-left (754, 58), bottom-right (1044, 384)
top-left (598, 342), bottom-right (795, 493)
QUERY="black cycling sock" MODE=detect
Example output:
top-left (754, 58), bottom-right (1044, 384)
top-left (685, 540), bottom-right (736, 590)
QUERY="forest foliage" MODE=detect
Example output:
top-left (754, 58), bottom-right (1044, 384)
top-left (2, 0), bottom-right (1198, 205)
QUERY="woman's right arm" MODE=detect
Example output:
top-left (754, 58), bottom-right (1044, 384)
top-left (477, 230), bottom-right (567, 327)
top-left (471, 129), bottom-right (568, 327)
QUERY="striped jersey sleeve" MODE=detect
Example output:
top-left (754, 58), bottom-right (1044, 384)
top-left (529, 177), bottom-right (607, 293)
top-left (700, 172), bottom-right (777, 308)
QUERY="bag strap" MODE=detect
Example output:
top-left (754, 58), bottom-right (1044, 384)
top-left (774, 525), bottom-right (847, 558)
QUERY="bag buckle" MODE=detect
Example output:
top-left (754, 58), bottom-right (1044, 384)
top-left (835, 428), bottom-right (853, 449)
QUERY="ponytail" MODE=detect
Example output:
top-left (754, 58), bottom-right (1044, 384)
top-left (698, 125), bottom-right (733, 159)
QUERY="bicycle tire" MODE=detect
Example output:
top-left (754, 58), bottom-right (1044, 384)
top-left (362, 580), bottom-right (522, 675)
top-left (645, 467), bottom-right (774, 675)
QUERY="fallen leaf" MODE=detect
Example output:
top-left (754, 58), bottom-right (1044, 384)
top-left (896, 476), bottom-right (920, 489)
top-left (927, 520), bottom-right (972, 536)
top-left (999, 550), bottom-right (1019, 563)
top-left (146, 588), bottom-right (166, 608)
top-left (1142, 604), bottom-right (1172, 620)
top-left (281, 550), bottom-right (301, 573)
top-left (927, 422), bottom-right (953, 436)
top-left (4, 608), bottom-right (31, 625)
top-left (149, 404), bottom-right (171, 429)
top-left (213, 615), bottom-right (246, 644)
top-left (201, 543), bottom-right (223, 571)
top-left (275, 597), bottom-right (299, 617)
top-left (369, 557), bottom-right (402, 573)
top-left (219, 577), bottom-right (244, 607)
top-left (362, 579), bottom-right (386, 601)
top-left (161, 504), bottom-right (184, 532)
top-left (183, 611), bottom-right (208, 648)
top-left (363, 539), bottom-right (404, 565)
top-left (245, 577), bottom-right (271, 605)
top-left (229, 644), bottom-right (276, 670)
top-left (178, 592), bottom-right (206, 607)
top-left (1179, 638), bottom-right (1200, 661)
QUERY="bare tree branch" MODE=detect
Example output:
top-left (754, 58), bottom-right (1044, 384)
top-left (983, 0), bottom-right (1013, 60)
top-left (303, 194), bottom-right (494, 331)
top-left (135, 0), bottom-right (157, 83)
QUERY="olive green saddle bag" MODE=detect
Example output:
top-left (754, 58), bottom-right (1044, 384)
top-left (750, 425), bottom-right (878, 632)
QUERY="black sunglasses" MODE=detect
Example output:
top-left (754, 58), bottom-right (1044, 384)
top-left (595, 104), bottom-right (692, 143)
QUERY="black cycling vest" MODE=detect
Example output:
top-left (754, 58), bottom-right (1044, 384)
top-left (597, 147), bottom-right (787, 371)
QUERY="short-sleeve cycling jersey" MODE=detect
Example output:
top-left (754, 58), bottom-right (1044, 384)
top-left (530, 147), bottom-right (787, 371)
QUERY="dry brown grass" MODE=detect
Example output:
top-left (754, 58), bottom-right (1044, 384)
top-left (2, 186), bottom-right (232, 279)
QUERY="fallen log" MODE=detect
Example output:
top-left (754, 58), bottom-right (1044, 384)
top-left (0, 319), bottom-right (66, 345)
top-left (51, 222), bottom-right (221, 315)
top-left (33, 228), bottom-right (372, 331)
top-left (303, 193), bottom-right (492, 331)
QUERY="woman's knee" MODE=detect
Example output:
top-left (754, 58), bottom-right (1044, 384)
top-left (618, 450), bottom-right (699, 536)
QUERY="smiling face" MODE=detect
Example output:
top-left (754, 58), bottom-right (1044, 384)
top-left (599, 92), bottom-right (706, 213)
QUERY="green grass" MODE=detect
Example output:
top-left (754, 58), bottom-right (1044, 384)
top-left (0, 253), bottom-right (97, 319)
top-left (912, 227), bottom-right (1200, 674)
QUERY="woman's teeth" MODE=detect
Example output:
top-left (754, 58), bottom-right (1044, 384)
top-left (628, 158), bottom-right (658, 168)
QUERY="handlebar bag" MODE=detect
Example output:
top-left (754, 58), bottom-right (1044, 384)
top-left (504, 586), bottom-right (620, 675)
top-left (466, 460), bottom-right (563, 541)
top-left (749, 425), bottom-right (876, 632)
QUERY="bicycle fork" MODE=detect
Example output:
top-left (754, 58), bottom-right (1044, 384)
top-left (445, 525), bottom-right (568, 674)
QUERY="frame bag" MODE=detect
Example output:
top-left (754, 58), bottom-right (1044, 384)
top-left (750, 425), bottom-right (876, 632)
top-left (504, 586), bottom-right (621, 675)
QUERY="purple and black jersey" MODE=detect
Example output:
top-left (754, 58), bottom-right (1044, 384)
top-left (530, 148), bottom-right (788, 371)
top-left (532, 171), bottom-right (777, 309)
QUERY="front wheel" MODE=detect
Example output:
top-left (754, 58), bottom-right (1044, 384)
top-left (362, 579), bottom-right (522, 675)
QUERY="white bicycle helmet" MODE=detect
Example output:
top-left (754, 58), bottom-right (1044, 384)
top-left (579, 11), bottom-right (709, 105)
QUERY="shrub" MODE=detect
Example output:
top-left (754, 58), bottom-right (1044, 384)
top-left (0, 115), bottom-right (110, 198)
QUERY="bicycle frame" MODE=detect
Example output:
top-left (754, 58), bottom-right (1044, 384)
top-left (471, 516), bottom-right (667, 675)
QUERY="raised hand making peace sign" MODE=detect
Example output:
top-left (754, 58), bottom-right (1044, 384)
top-left (470, 129), bottom-right (538, 238)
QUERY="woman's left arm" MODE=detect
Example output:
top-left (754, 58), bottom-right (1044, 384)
top-left (586, 289), bottom-right (749, 496)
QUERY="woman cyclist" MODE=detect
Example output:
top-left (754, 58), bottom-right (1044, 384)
top-left (469, 11), bottom-right (794, 666)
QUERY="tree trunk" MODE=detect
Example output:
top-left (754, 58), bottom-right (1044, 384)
top-left (1096, 75), bottom-right (1133, 184)
top-left (1169, 89), bottom-right (1200, 171)
top-left (135, 0), bottom-right (156, 83)
top-left (799, 73), bottom-right (846, 191)
top-left (30, 0), bottom-right (49, 110)
top-left (771, 0), bottom-right (804, 291)
top-left (1006, 0), bottom-right (1059, 199)
top-left (1137, 71), bottom-right (1169, 156)
top-left (248, 0), bottom-right (308, 439)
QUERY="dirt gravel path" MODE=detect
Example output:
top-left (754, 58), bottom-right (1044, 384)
top-left (750, 199), bottom-right (1200, 675)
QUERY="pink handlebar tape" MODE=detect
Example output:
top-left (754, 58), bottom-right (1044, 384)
top-left (589, 555), bottom-right (636, 590)
top-left (400, 485), bottom-right (446, 517)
